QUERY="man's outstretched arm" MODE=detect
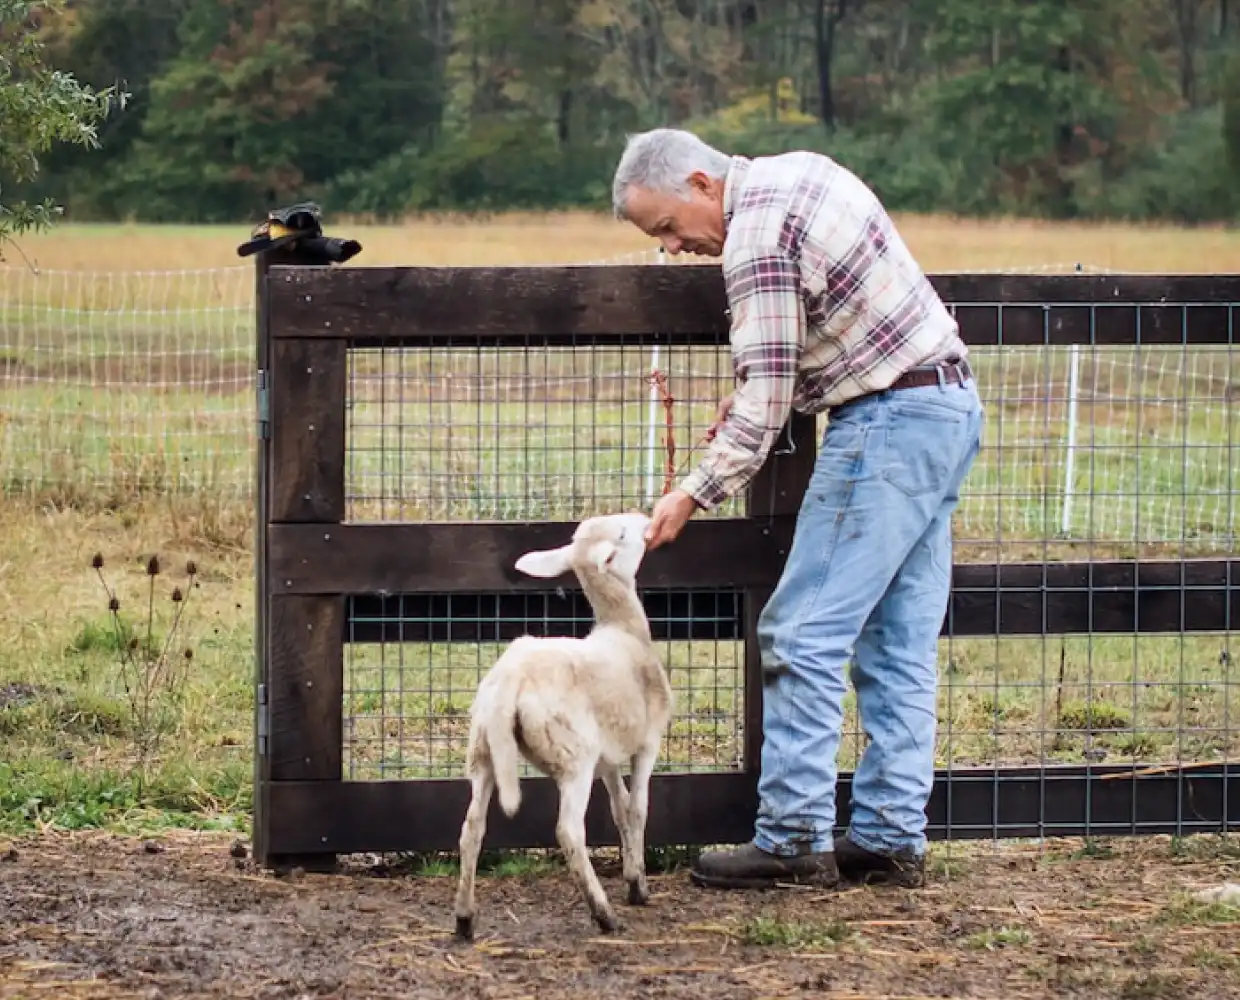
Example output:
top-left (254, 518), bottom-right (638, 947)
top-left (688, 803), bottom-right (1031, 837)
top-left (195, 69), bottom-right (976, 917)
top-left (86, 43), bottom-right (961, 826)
top-left (680, 245), bottom-right (806, 510)
top-left (645, 244), bottom-right (805, 549)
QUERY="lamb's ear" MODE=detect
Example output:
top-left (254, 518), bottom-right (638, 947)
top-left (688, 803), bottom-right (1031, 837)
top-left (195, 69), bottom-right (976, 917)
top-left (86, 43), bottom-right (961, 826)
top-left (586, 540), bottom-right (617, 573)
top-left (514, 545), bottom-right (572, 578)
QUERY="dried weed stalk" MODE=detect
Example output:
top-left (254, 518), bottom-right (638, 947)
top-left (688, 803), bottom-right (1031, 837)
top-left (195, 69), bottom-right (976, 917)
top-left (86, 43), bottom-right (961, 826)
top-left (90, 551), bottom-right (200, 771)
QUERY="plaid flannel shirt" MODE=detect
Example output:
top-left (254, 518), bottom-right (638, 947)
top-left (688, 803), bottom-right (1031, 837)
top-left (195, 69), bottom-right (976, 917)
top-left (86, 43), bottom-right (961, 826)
top-left (678, 152), bottom-right (968, 511)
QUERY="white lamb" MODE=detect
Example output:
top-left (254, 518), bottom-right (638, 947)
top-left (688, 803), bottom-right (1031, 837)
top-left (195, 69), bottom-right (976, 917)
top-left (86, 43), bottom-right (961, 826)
top-left (453, 511), bottom-right (674, 939)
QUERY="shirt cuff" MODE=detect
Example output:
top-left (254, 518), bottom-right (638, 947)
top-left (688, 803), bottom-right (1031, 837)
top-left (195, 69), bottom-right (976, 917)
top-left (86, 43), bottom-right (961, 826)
top-left (679, 464), bottom-right (730, 512)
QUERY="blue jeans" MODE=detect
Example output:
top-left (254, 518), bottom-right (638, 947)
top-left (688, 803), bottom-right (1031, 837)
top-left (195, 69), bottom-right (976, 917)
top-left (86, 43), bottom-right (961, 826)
top-left (752, 374), bottom-right (984, 859)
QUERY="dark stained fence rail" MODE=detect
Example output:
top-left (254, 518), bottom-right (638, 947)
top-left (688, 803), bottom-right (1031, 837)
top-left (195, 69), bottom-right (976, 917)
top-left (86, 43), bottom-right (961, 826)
top-left (252, 263), bottom-right (1239, 871)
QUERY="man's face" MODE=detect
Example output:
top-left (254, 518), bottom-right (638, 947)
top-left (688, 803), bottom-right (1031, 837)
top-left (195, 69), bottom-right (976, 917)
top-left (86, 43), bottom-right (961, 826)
top-left (621, 171), bottom-right (727, 257)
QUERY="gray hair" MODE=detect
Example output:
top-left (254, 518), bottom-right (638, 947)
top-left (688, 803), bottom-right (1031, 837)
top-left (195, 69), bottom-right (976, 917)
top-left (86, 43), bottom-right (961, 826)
top-left (611, 128), bottom-right (733, 220)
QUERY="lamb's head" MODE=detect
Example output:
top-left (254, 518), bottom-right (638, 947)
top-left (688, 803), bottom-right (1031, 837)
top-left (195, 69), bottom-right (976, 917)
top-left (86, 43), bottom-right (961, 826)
top-left (514, 512), bottom-right (651, 585)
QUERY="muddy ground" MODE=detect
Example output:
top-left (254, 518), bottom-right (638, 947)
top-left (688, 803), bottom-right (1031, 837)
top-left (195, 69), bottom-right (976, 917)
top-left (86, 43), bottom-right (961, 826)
top-left (1, 831), bottom-right (1238, 1000)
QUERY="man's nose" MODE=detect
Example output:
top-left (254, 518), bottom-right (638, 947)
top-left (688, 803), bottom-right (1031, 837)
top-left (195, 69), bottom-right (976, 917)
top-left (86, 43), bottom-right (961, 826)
top-left (661, 235), bottom-right (682, 254)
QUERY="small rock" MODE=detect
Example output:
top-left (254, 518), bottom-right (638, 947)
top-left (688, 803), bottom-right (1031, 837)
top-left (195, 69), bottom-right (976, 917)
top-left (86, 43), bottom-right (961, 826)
top-left (1, 845), bottom-right (17, 862)
top-left (356, 899), bottom-right (380, 913)
top-left (143, 841), bottom-right (165, 854)
top-left (229, 840), bottom-right (249, 860)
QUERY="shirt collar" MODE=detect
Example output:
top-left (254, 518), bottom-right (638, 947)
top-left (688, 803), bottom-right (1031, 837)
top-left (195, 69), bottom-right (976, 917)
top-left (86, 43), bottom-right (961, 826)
top-left (722, 155), bottom-right (752, 229)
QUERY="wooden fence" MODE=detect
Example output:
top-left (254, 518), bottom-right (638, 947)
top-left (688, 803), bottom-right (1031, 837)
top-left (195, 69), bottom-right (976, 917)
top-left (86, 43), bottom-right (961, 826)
top-left (251, 258), bottom-right (1239, 872)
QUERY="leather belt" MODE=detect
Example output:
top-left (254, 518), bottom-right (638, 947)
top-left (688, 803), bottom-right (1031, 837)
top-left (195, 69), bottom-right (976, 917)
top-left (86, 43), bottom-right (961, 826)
top-left (887, 356), bottom-right (972, 391)
top-left (828, 357), bottom-right (973, 415)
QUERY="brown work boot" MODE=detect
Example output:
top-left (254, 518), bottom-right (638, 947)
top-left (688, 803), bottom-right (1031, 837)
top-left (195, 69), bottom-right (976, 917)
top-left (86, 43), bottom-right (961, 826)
top-left (833, 835), bottom-right (926, 888)
top-left (689, 842), bottom-right (840, 890)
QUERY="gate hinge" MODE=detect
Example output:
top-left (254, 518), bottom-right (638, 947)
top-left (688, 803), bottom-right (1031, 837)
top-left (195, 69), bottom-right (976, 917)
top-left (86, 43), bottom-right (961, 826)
top-left (256, 682), bottom-right (269, 755)
top-left (256, 370), bottom-right (270, 440)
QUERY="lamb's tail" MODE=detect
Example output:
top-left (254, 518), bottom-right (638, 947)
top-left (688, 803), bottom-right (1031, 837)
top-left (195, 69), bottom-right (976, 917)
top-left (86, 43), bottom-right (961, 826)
top-left (480, 675), bottom-right (524, 818)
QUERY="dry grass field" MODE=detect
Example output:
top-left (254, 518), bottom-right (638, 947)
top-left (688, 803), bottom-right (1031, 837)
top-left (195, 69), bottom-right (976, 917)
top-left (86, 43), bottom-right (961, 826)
top-left (6, 211), bottom-right (1240, 271)
top-left (0, 213), bottom-right (1237, 998)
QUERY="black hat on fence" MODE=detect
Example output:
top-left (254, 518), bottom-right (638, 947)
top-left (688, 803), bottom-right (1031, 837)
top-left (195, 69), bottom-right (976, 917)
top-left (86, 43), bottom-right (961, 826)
top-left (236, 201), bottom-right (362, 265)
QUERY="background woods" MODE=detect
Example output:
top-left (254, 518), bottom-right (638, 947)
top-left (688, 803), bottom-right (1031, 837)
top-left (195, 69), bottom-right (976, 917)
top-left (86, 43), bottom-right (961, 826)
top-left (10, 0), bottom-right (1240, 224)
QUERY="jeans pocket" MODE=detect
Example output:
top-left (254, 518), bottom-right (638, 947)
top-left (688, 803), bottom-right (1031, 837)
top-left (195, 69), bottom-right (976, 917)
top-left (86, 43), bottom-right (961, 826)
top-left (810, 416), bottom-right (874, 498)
top-left (880, 399), bottom-right (967, 499)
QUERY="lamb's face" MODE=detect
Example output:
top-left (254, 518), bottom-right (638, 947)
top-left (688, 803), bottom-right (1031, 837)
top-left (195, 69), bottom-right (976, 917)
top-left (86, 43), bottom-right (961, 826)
top-left (514, 512), bottom-right (652, 584)
top-left (574, 511), bottom-right (651, 584)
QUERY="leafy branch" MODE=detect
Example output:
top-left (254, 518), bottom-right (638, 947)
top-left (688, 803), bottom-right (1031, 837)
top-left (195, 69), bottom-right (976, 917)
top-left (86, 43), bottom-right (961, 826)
top-left (0, 0), bottom-right (126, 253)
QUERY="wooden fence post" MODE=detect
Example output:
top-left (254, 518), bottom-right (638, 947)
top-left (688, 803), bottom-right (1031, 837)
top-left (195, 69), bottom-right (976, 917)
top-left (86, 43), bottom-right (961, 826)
top-left (743, 413), bottom-right (818, 774)
top-left (243, 207), bottom-right (360, 872)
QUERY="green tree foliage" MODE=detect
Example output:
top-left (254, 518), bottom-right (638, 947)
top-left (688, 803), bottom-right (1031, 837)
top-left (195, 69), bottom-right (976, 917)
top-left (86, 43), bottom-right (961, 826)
top-left (1224, 45), bottom-right (1240, 176)
top-left (0, 0), bottom-right (119, 249)
top-left (13, 0), bottom-right (1240, 223)
top-left (917, 1), bottom-right (1120, 216)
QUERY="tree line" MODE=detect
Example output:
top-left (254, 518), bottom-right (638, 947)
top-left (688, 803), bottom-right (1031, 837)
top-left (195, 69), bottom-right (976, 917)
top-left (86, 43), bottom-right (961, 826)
top-left (7, 0), bottom-right (1240, 225)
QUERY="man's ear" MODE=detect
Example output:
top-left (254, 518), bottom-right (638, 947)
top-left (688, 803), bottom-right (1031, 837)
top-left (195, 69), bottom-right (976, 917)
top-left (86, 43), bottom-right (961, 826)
top-left (687, 170), bottom-right (713, 194)
top-left (514, 545), bottom-right (572, 578)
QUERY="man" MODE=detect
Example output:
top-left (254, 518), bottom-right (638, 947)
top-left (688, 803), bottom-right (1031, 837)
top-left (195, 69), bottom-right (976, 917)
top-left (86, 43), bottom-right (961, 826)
top-left (610, 128), bottom-right (984, 891)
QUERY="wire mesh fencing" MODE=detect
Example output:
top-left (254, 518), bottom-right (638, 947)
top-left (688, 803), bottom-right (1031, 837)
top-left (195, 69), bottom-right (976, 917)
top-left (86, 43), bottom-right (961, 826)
top-left (342, 342), bottom-right (745, 523)
top-left (957, 341), bottom-right (1237, 555)
top-left (342, 589), bottom-right (747, 781)
top-left (340, 338), bottom-right (1237, 550)
top-left (331, 302), bottom-right (1237, 806)
top-left (339, 338), bottom-right (749, 780)
top-left (0, 263), bottom-right (255, 499)
top-left (3, 255), bottom-right (1234, 552)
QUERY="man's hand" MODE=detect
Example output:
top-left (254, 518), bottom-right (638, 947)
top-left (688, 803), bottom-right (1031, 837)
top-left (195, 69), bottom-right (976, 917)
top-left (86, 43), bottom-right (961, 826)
top-left (645, 488), bottom-right (699, 550)
top-left (705, 392), bottom-right (735, 442)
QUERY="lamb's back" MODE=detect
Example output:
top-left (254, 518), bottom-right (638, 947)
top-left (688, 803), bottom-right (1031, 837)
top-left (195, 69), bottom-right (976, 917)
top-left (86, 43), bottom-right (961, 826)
top-left (481, 631), bottom-right (662, 770)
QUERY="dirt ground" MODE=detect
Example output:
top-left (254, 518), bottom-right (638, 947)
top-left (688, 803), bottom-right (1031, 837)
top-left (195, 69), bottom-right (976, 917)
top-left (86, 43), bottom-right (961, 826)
top-left (2, 831), bottom-right (1239, 1000)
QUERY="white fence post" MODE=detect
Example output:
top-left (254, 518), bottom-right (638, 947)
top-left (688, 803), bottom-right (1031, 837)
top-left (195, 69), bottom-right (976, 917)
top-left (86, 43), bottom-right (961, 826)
top-left (644, 247), bottom-right (667, 506)
top-left (1060, 343), bottom-right (1081, 537)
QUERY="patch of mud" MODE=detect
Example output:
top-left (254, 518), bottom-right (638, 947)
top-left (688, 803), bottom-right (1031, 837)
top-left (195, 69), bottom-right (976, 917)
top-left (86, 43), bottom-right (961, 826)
top-left (0, 682), bottom-right (54, 710)
top-left (1, 831), bottom-right (1238, 999)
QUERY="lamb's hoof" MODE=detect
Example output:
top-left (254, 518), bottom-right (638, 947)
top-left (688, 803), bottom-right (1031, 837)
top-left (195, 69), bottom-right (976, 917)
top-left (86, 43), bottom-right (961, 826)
top-left (455, 915), bottom-right (474, 941)
top-left (592, 908), bottom-right (621, 934)
top-left (627, 880), bottom-right (649, 906)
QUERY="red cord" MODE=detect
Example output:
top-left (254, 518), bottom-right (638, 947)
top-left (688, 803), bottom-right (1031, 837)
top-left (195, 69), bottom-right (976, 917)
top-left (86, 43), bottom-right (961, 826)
top-left (647, 369), bottom-right (714, 496)
top-left (646, 369), bottom-right (677, 495)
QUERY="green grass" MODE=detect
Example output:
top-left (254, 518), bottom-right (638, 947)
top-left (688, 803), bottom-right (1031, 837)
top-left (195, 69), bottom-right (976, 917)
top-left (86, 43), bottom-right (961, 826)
top-left (0, 507), bottom-right (256, 837)
top-left (1188, 946), bottom-right (1239, 970)
top-left (0, 752), bottom-right (250, 836)
top-left (737, 914), bottom-right (857, 950)
top-left (1118, 973), bottom-right (1187, 999)
top-left (1159, 894), bottom-right (1240, 926)
top-left (0, 383), bottom-right (252, 502)
top-left (963, 925), bottom-right (1034, 950)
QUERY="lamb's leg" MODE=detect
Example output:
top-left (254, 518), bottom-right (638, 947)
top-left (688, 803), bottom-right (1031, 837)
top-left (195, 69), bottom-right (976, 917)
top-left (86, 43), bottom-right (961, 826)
top-left (453, 763), bottom-right (495, 941)
top-left (598, 762), bottom-right (641, 905)
top-left (557, 766), bottom-right (618, 933)
top-left (625, 746), bottom-right (658, 905)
